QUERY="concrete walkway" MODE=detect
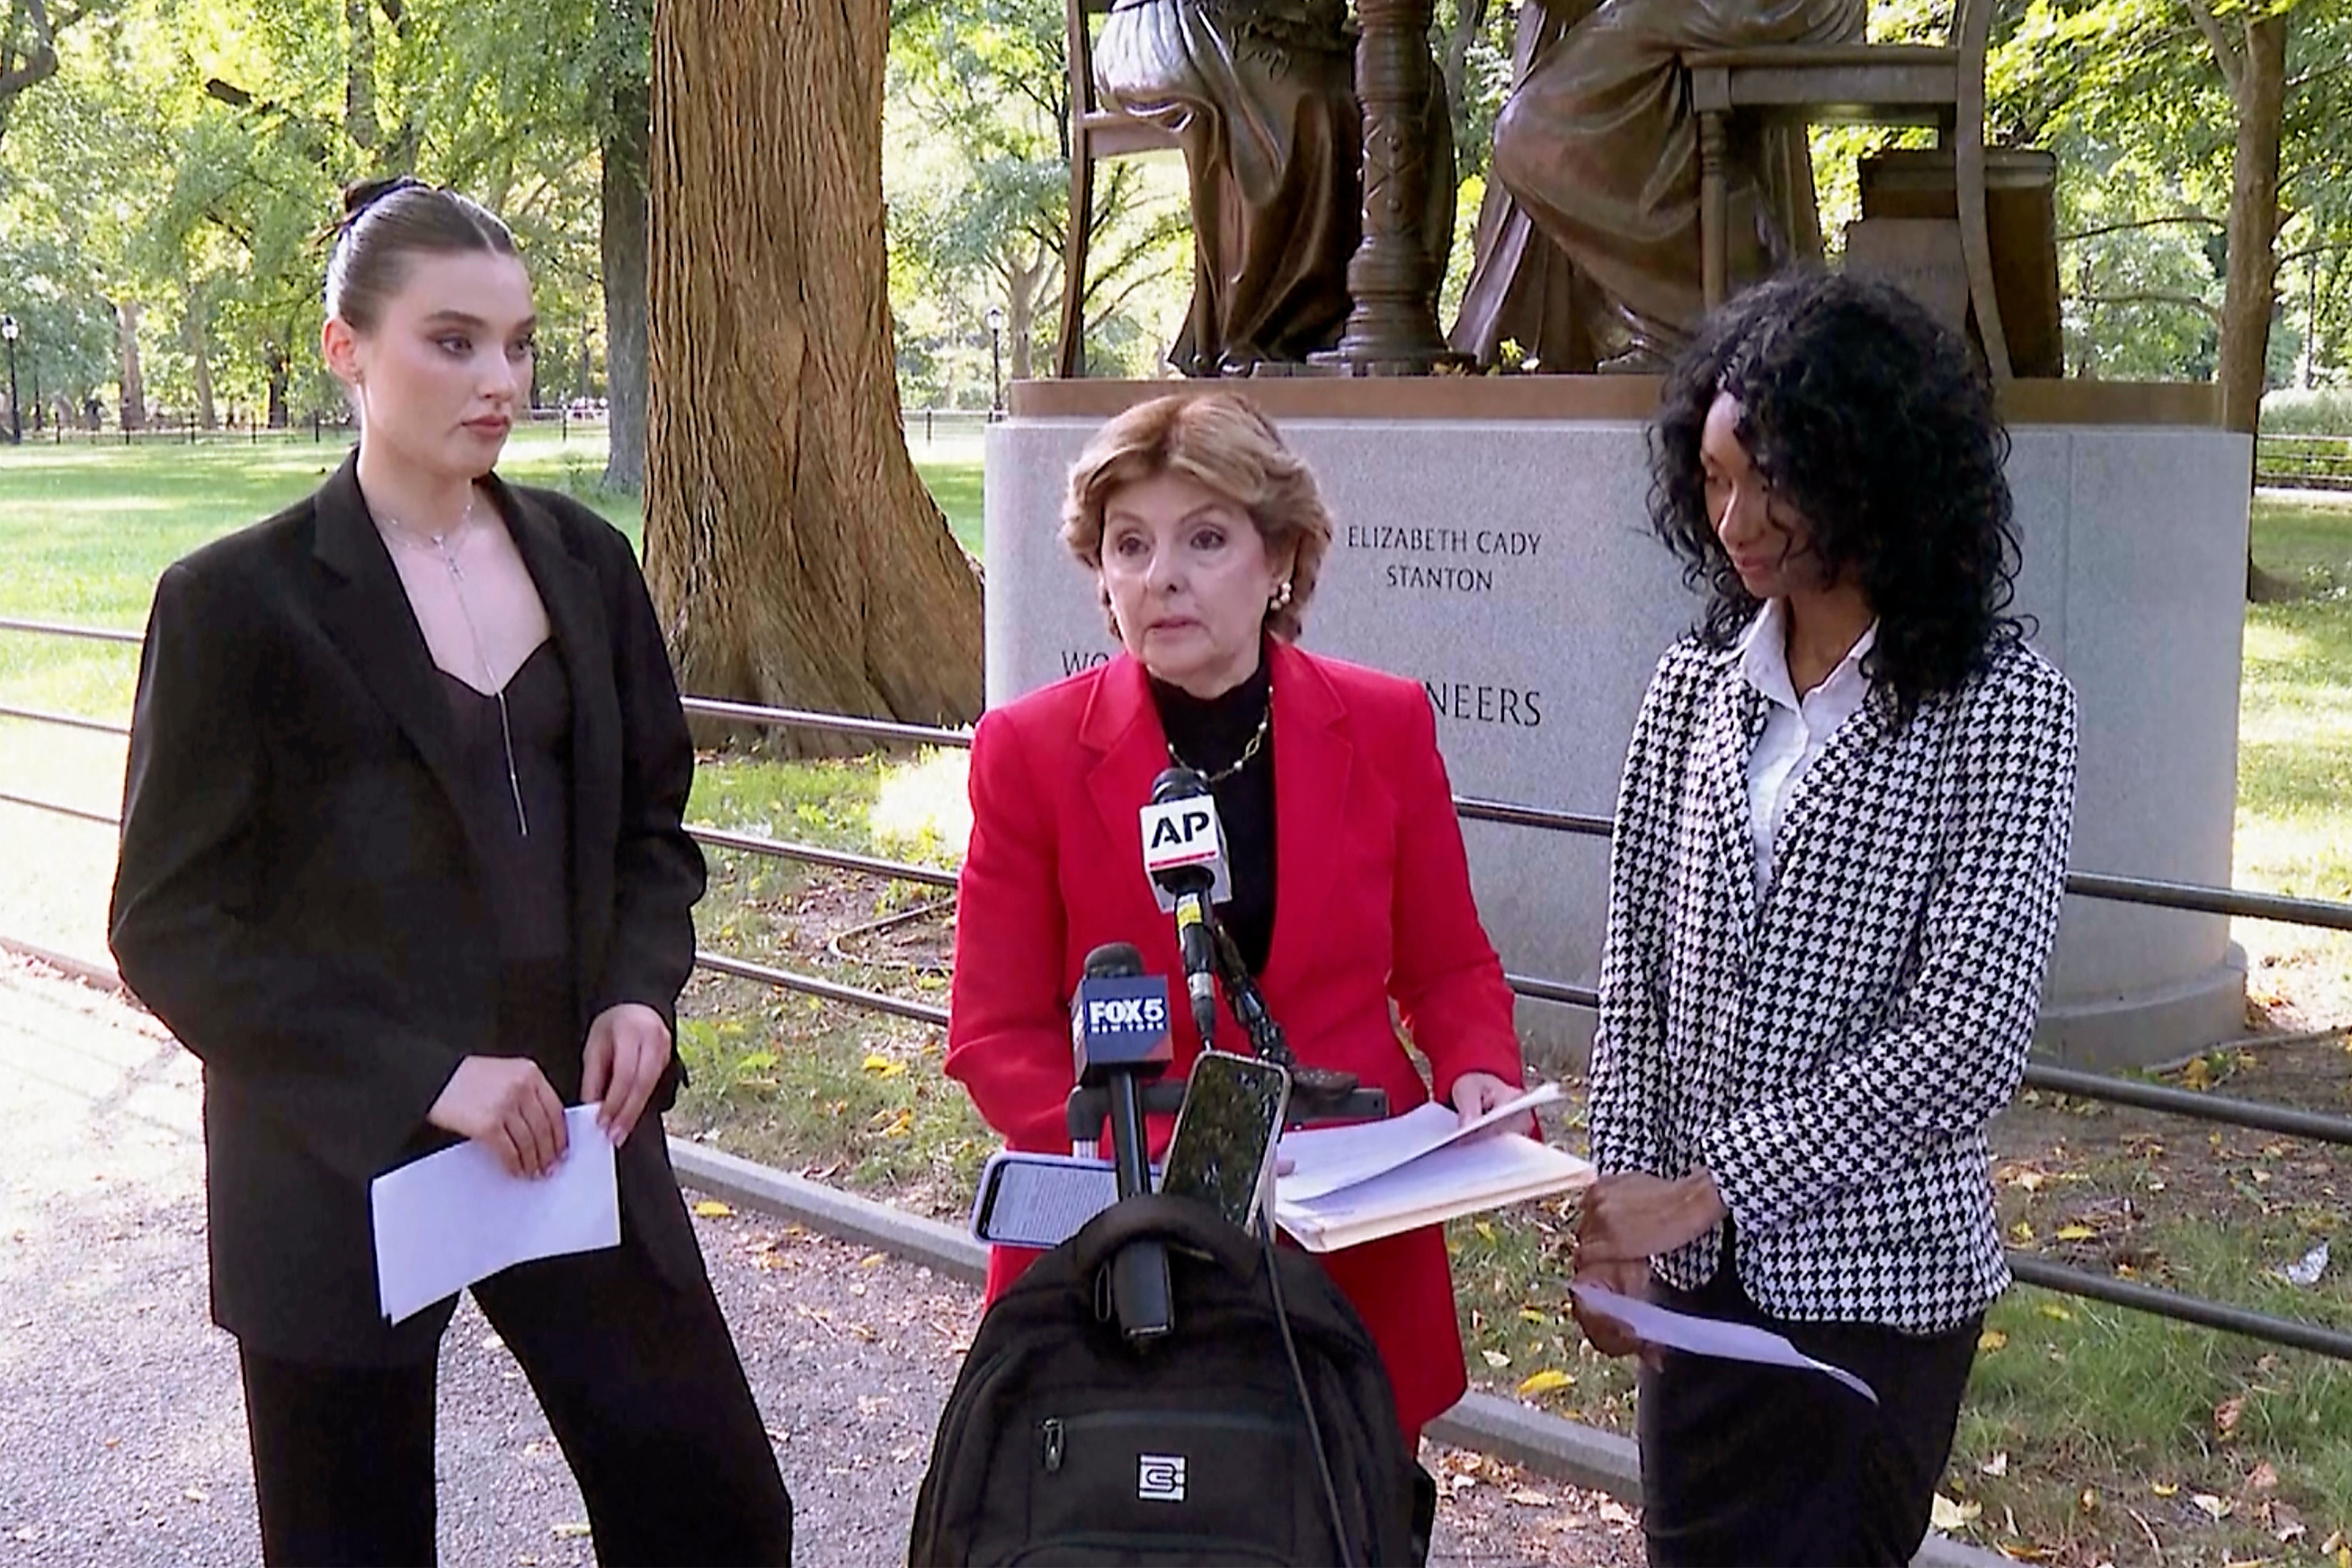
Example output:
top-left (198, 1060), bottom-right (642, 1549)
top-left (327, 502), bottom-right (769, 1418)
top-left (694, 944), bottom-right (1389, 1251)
top-left (0, 954), bottom-right (1658, 1567)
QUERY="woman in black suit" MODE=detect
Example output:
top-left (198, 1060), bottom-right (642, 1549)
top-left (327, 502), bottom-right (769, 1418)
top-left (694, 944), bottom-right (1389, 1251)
top-left (1572, 273), bottom-right (2078, 1565)
top-left (108, 179), bottom-right (794, 1566)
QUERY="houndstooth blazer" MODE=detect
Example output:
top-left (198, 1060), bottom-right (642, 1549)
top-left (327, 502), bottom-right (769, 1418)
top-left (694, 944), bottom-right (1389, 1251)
top-left (1589, 629), bottom-right (2078, 1332)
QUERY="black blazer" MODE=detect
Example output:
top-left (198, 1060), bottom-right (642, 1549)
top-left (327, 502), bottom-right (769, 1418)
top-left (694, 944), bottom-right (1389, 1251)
top-left (109, 451), bottom-right (709, 1364)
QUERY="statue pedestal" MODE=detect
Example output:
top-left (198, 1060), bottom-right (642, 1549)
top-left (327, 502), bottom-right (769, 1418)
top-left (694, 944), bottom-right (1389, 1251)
top-left (984, 377), bottom-right (2250, 1071)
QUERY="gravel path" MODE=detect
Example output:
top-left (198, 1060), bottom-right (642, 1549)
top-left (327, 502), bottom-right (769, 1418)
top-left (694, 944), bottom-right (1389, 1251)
top-left (0, 954), bottom-right (1643, 1567)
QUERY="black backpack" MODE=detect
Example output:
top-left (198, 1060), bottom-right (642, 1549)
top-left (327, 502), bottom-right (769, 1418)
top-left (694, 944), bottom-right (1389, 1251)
top-left (908, 1193), bottom-right (1430, 1567)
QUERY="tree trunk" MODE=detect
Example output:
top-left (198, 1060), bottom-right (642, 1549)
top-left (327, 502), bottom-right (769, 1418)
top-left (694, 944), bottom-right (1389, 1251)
top-left (645, 0), bottom-right (983, 749)
top-left (186, 293), bottom-right (218, 429)
top-left (1004, 246), bottom-right (1047, 383)
top-left (265, 336), bottom-right (289, 429)
top-left (2216, 9), bottom-right (2291, 602)
top-left (601, 74), bottom-right (651, 493)
top-left (344, 0), bottom-right (379, 151)
top-left (115, 299), bottom-right (146, 431)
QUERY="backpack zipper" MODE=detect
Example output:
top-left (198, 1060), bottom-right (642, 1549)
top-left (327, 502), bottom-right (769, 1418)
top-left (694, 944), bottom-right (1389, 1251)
top-left (1042, 1417), bottom-right (1065, 1474)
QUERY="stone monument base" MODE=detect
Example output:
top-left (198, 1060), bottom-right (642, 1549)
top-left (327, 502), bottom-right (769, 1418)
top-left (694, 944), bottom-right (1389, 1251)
top-left (985, 377), bottom-right (2251, 1071)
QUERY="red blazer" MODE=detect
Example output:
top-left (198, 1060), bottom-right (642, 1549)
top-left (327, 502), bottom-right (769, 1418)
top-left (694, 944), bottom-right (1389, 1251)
top-left (945, 639), bottom-right (1524, 1434)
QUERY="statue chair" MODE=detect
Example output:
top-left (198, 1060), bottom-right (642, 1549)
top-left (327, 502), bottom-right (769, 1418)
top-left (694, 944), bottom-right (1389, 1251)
top-left (1681, 0), bottom-right (2012, 383)
top-left (1057, 0), bottom-right (1184, 379)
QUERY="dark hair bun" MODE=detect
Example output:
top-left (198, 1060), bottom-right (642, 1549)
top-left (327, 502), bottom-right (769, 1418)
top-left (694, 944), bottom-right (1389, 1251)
top-left (339, 174), bottom-right (424, 224)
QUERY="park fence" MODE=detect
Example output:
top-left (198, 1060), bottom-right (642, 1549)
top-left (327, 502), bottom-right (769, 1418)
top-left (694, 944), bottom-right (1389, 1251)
top-left (2, 614), bottom-right (2350, 1364)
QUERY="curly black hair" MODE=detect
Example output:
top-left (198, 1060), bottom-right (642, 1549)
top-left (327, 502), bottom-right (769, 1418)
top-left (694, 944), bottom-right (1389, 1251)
top-left (1646, 270), bottom-right (2025, 719)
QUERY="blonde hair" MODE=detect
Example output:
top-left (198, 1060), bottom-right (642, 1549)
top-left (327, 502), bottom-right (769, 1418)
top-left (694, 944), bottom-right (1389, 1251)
top-left (1060, 391), bottom-right (1335, 641)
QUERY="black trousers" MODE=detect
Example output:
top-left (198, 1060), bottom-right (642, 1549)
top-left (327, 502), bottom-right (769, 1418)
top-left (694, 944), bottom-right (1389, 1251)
top-left (240, 1224), bottom-right (794, 1567)
top-left (1636, 1246), bottom-right (1980, 1568)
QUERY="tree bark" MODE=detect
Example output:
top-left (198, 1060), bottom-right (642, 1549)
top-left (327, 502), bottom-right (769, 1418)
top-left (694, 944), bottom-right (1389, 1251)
top-left (265, 335), bottom-right (289, 429)
top-left (645, 0), bottom-right (983, 749)
top-left (600, 74), bottom-right (651, 493)
top-left (1004, 244), bottom-right (1047, 382)
top-left (115, 299), bottom-right (146, 431)
top-left (2213, 9), bottom-right (2291, 601)
top-left (186, 292), bottom-right (218, 430)
top-left (344, 0), bottom-right (380, 151)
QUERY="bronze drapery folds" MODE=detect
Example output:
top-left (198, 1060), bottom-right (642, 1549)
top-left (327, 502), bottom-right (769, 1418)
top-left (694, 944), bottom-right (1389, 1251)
top-left (1452, 0), bottom-right (1864, 370)
top-left (1097, 0), bottom-right (1453, 374)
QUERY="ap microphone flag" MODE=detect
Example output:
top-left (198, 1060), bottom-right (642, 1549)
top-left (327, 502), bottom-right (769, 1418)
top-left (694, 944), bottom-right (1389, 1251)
top-left (1140, 781), bottom-right (1233, 910)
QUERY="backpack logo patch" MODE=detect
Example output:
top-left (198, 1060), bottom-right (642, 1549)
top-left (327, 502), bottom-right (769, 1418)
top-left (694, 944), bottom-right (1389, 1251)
top-left (1137, 1454), bottom-right (1187, 1503)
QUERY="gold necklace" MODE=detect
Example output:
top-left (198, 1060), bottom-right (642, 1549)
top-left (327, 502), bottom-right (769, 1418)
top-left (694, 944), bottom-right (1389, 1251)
top-left (377, 491), bottom-right (530, 839)
top-left (1166, 690), bottom-right (1272, 786)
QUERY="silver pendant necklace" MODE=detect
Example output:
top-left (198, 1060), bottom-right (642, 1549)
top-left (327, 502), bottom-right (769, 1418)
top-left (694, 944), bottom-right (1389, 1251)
top-left (379, 492), bottom-right (531, 838)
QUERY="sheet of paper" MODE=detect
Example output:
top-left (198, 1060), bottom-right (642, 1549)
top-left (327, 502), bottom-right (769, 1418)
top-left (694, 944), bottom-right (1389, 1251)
top-left (1275, 1132), bottom-right (1593, 1252)
top-left (1275, 1082), bottom-right (1563, 1202)
top-left (1570, 1283), bottom-right (1878, 1404)
top-left (370, 1104), bottom-right (619, 1324)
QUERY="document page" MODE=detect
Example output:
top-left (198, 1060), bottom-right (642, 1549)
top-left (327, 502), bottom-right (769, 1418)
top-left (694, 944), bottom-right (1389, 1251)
top-left (1275, 1131), bottom-right (1593, 1252)
top-left (1570, 1283), bottom-right (1878, 1403)
top-left (1277, 1082), bottom-right (1564, 1202)
top-left (370, 1104), bottom-right (619, 1324)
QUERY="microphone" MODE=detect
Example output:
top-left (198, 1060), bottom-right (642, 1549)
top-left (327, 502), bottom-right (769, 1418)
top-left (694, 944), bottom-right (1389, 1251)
top-left (1068, 941), bottom-right (1174, 1340)
top-left (1141, 767), bottom-right (1225, 1049)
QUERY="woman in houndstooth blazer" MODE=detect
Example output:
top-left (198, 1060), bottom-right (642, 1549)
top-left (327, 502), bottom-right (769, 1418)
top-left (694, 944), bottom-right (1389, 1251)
top-left (1570, 273), bottom-right (2079, 1567)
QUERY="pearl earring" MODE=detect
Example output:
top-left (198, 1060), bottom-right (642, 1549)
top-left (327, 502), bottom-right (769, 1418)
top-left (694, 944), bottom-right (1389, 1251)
top-left (1269, 579), bottom-right (1294, 611)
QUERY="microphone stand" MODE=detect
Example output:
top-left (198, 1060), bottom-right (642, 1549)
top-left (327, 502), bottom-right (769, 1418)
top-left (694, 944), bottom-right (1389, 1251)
top-left (1205, 922), bottom-right (1387, 1129)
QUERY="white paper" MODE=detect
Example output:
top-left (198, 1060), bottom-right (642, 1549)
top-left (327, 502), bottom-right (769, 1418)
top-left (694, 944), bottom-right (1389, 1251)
top-left (1570, 1283), bottom-right (1878, 1403)
top-left (1276, 1082), bottom-right (1564, 1202)
top-left (1276, 1132), bottom-right (1593, 1253)
top-left (370, 1104), bottom-right (619, 1323)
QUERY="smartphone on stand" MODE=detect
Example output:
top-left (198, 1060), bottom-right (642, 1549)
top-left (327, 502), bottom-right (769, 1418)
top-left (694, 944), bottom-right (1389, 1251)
top-left (1160, 1051), bottom-right (1292, 1233)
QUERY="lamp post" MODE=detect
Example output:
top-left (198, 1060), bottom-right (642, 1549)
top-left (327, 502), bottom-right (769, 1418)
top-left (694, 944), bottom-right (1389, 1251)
top-left (1, 316), bottom-right (20, 446)
top-left (984, 305), bottom-right (1005, 421)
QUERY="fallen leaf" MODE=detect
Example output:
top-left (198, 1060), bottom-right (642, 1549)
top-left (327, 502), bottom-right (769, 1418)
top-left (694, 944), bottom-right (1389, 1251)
top-left (1508, 1489), bottom-right (1551, 1507)
top-left (2152, 1482), bottom-right (2179, 1498)
top-left (691, 1200), bottom-right (734, 1219)
top-left (2245, 1461), bottom-right (2278, 1493)
top-left (182, 1488), bottom-right (207, 1504)
top-left (2216, 1394), bottom-right (2246, 1437)
top-left (1475, 1221), bottom-right (1498, 1242)
top-left (2010, 1221), bottom-right (2036, 1243)
top-left (860, 1054), bottom-right (906, 1078)
top-left (1598, 1499), bottom-right (1637, 1527)
top-left (2221, 1559), bottom-right (2272, 1568)
top-left (1930, 1494), bottom-right (1981, 1532)
top-left (2273, 1501), bottom-right (2306, 1542)
top-left (2078, 1487), bottom-right (2099, 1514)
top-left (2038, 1302), bottom-right (2073, 1322)
top-left (1978, 1329), bottom-right (2008, 1353)
top-left (2192, 1492), bottom-right (2236, 1521)
top-left (2055, 1224), bottom-right (2098, 1242)
top-left (859, 1252), bottom-right (886, 1269)
top-left (1516, 1368), bottom-right (1572, 1397)
top-left (1481, 1349), bottom-right (1512, 1369)
top-left (1519, 1308), bottom-right (1549, 1324)
top-left (551, 1522), bottom-right (592, 1538)
top-left (1979, 1452), bottom-right (2009, 1477)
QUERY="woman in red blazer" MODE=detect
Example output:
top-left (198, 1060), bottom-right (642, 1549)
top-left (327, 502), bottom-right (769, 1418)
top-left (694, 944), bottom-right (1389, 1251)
top-left (945, 391), bottom-right (1528, 1440)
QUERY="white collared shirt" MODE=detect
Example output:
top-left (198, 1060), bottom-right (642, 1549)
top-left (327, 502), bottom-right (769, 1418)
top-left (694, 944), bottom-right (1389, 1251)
top-left (1738, 600), bottom-right (1878, 894)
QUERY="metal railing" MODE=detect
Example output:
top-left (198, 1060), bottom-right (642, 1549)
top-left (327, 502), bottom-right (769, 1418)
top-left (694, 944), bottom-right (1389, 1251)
top-left (2257, 434), bottom-right (2352, 492)
top-left (6, 624), bottom-right (2352, 1361)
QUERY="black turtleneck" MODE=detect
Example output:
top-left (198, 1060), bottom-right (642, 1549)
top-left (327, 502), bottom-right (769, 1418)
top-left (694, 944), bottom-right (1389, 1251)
top-left (1149, 651), bottom-right (1277, 976)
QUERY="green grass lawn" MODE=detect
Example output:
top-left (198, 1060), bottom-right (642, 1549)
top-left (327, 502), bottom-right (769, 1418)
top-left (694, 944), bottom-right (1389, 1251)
top-left (0, 425), bottom-right (986, 957)
top-left (3, 437), bottom-right (2349, 1564)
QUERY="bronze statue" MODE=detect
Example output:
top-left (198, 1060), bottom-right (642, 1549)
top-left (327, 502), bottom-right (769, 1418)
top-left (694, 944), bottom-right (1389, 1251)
top-left (1097, 0), bottom-right (1453, 374)
top-left (1453, 0), bottom-right (1863, 370)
